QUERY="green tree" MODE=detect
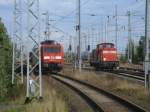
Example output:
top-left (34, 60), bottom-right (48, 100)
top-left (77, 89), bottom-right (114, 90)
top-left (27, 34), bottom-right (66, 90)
top-left (133, 36), bottom-right (144, 64)
top-left (123, 39), bottom-right (135, 63)
top-left (0, 18), bottom-right (13, 101)
top-left (120, 54), bottom-right (128, 63)
top-left (137, 36), bottom-right (144, 62)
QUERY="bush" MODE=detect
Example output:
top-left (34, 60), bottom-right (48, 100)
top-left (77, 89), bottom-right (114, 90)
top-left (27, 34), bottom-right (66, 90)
top-left (0, 18), bottom-right (13, 102)
top-left (120, 55), bottom-right (127, 63)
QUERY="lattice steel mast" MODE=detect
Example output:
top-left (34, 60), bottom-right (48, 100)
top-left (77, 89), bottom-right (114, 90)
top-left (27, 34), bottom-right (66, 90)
top-left (26, 0), bottom-right (42, 101)
top-left (12, 0), bottom-right (23, 84)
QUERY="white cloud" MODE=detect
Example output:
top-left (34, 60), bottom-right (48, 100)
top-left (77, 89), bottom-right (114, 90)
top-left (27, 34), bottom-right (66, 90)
top-left (0, 0), bottom-right (13, 5)
top-left (0, 0), bottom-right (145, 53)
top-left (40, 0), bottom-right (75, 13)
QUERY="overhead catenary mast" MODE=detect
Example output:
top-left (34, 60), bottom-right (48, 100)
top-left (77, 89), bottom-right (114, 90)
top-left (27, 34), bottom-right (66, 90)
top-left (26, 0), bottom-right (42, 102)
top-left (105, 21), bottom-right (107, 43)
top-left (115, 5), bottom-right (118, 51)
top-left (45, 11), bottom-right (50, 40)
top-left (91, 27), bottom-right (94, 50)
top-left (101, 17), bottom-right (104, 43)
top-left (127, 11), bottom-right (132, 64)
top-left (76, 0), bottom-right (82, 71)
top-left (12, 0), bottom-right (23, 84)
top-left (144, 0), bottom-right (150, 90)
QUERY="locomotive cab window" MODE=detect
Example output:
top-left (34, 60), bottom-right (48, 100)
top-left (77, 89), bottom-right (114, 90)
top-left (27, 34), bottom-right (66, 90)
top-left (99, 45), bottom-right (103, 49)
top-left (98, 43), bottom-right (114, 49)
top-left (105, 44), bottom-right (114, 48)
top-left (44, 47), bottom-right (61, 53)
top-left (102, 43), bottom-right (114, 48)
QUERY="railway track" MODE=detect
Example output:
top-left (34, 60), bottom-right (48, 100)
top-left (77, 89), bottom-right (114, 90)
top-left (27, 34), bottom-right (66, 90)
top-left (64, 63), bottom-right (145, 83)
top-left (119, 67), bottom-right (144, 73)
top-left (81, 66), bottom-right (145, 82)
top-left (110, 69), bottom-right (144, 82)
top-left (52, 74), bottom-right (147, 112)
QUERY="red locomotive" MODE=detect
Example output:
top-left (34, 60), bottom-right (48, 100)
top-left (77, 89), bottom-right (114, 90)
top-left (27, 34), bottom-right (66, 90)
top-left (41, 40), bottom-right (64, 72)
top-left (31, 40), bottom-right (64, 73)
top-left (90, 43), bottom-right (119, 69)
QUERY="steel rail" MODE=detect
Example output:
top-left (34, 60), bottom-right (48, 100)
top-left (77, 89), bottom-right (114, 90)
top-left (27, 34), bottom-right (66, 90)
top-left (81, 66), bottom-right (145, 82)
top-left (52, 74), bottom-right (148, 112)
top-left (52, 75), bottom-right (104, 112)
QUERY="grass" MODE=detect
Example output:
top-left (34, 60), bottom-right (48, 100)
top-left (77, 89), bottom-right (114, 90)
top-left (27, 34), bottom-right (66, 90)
top-left (53, 77), bottom-right (93, 112)
top-left (0, 107), bottom-right (25, 112)
top-left (0, 76), bottom-right (69, 112)
top-left (113, 81), bottom-right (150, 109)
top-left (1, 73), bottom-right (94, 112)
top-left (24, 76), bottom-right (69, 112)
top-left (25, 89), bottom-right (68, 112)
top-left (63, 67), bottom-right (150, 111)
top-left (120, 63), bottom-right (143, 70)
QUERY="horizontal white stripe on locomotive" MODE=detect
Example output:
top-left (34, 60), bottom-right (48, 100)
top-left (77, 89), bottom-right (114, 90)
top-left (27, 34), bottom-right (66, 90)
top-left (102, 51), bottom-right (117, 54)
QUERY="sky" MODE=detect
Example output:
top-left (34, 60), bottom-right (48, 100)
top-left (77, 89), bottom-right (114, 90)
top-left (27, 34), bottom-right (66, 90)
top-left (0, 0), bottom-right (145, 53)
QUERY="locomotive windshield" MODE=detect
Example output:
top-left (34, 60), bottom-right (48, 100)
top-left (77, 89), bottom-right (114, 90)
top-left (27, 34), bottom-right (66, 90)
top-left (44, 47), bottom-right (61, 53)
top-left (99, 43), bottom-right (114, 49)
top-left (105, 44), bottom-right (114, 48)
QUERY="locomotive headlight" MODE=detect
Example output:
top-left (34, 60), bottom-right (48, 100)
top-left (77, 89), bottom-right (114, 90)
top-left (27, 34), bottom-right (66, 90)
top-left (44, 56), bottom-right (50, 60)
top-left (103, 58), bottom-right (106, 61)
top-left (55, 56), bottom-right (62, 59)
